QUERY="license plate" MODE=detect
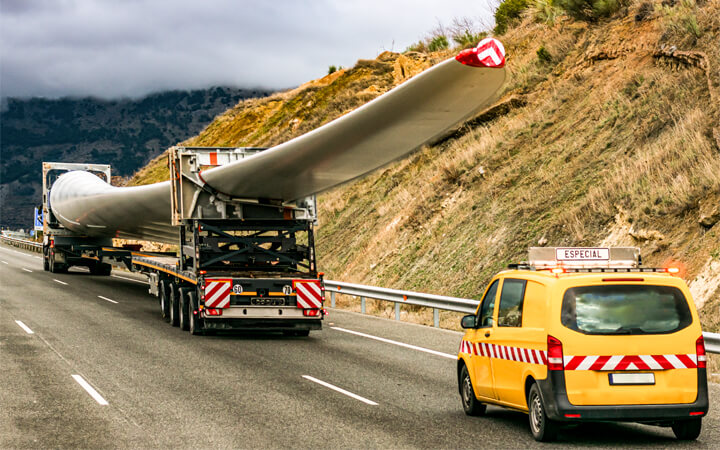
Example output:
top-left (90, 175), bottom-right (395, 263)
top-left (251, 297), bottom-right (285, 306)
top-left (609, 373), bottom-right (655, 385)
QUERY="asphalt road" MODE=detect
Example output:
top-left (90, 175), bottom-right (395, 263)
top-left (1, 243), bottom-right (718, 449)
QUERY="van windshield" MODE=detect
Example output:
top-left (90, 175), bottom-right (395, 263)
top-left (561, 285), bottom-right (692, 335)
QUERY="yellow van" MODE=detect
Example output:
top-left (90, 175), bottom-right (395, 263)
top-left (457, 247), bottom-right (708, 441)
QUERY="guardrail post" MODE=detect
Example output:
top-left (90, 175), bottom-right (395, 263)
top-left (361, 296), bottom-right (366, 314)
top-left (395, 303), bottom-right (400, 321)
top-left (433, 308), bottom-right (439, 328)
top-left (330, 291), bottom-right (336, 308)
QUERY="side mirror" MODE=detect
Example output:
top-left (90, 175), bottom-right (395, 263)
top-left (461, 314), bottom-right (477, 329)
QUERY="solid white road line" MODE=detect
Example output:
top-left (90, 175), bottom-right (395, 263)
top-left (98, 295), bottom-right (118, 304)
top-left (15, 320), bottom-right (34, 334)
top-left (331, 326), bottom-right (456, 360)
top-left (302, 375), bottom-right (378, 406)
top-left (72, 375), bottom-right (109, 405)
top-left (53, 279), bottom-right (68, 285)
top-left (111, 274), bottom-right (147, 284)
top-left (22, 268), bottom-right (32, 272)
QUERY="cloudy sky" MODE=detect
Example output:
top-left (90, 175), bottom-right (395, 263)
top-left (0, 0), bottom-right (495, 99)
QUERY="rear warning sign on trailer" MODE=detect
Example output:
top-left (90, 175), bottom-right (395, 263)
top-left (204, 279), bottom-right (231, 308)
top-left (294, 280), bottom-right (323, 309)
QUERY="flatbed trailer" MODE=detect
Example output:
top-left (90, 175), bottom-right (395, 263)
top-left (41, 147), bottom-right (325, 335)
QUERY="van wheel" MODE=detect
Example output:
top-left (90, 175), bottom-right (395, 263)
top-left (528, 383), bottom-right (557, 442)
top-left (459, 365), bottom-right (486, 416)
top-left (169, 284), bottom-right (180, 327)
top-left (672, 418), bottom-right (701, 440)
top-left (159, 281), bottom-right (170, 322)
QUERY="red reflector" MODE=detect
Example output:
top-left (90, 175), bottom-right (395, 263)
top-left (564, 414), bottom-right (581, 418)
top-left (206, 308), bottom-right (222, 316)
top-left (303, 309), bottom-right (320, 317)
top-left (696, 336), bottom-right (707, 369)
top-left (689, 411), bottom-right (705, 416)
top-left (50, 240), bottom-right (54, 248)
top-left (547, 335), bottom-right (564, 371)
top-left (602, 278), bottom-right (644, 282)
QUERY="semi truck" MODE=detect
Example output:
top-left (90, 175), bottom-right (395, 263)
top-left (42, 147), bottom-right (325, 336)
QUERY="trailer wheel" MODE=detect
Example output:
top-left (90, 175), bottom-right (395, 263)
top-left (169, 283), bottom-right (180, 327)
top-left (179, 289), bottom-right (190, 331)
top-left (159, 280), bottom-right (171, 322)
top-left (43, 250), bottom-right (49, 271)
top-left (188, 291), bottom-right (203, 336)
top-left (49, 252), bottom-right (68, 274)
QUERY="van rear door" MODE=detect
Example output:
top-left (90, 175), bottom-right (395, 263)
top-left (557, 283), bottom-right (702, 406)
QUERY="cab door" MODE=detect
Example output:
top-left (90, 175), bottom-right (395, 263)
top-left (469, 279), bottom-right (500, 400)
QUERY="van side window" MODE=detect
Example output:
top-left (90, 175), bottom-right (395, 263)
top-left (477, 280), bottom-right (499, 328)
top-left (498, 279), bottom-right (527, 327)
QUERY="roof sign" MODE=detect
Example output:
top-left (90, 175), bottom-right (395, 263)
top-left (528, 247), bottom-right (640, 269)
top-left (555, 248), bottom-right (609, 261)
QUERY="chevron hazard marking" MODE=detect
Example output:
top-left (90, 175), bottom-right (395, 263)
top-left (476, 38), bottom-right (505, 67)
top-left (294, 280), bottom-right (323, 309)
top-left (204, 279), bottom-right (232, 308)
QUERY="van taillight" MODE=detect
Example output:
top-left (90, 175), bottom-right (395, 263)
top-left (547, 335), bottom-right (564, 371)
top-left (696, 336), bottom-right (706, 369)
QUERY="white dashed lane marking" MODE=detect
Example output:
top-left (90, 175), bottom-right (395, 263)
top-left (72, 375), bottom-right (109, 405)
top-left (15, 320), bottom-right (34, 334)
top-left (54, 279), bottom-right (68, 285)
top-left (98, 295), bottom-right (118, 304)
top-left (22, 268), bottom-right (33, 273)
top-left (302, 375), bottom-right (378, 406)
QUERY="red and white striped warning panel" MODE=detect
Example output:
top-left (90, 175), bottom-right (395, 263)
top-left (293, 279), bottom-right (323, 309)
top-left (563, 354), bottom-right (699, 371)
top-left (455, 38), bottom-right (506, 68)
top-left (204, 279), bottom-right (231, 308)
top-left (459, 340), bottom-right (547, 365)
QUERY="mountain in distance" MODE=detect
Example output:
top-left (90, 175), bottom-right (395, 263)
top-left (0, 86), bottom-right (273, 228)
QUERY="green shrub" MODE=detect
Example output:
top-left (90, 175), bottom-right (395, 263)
top-left (532, 0), bottom-right (564, 26)
top-left (405, 41), bottom-right (427, 53)
top-left (556, 0), bottom-right (626, 21)
top-left (328, 65), bottom-right (337, 75)
top-left (428, 35), bottom-right (450, 52)
top-left (452, 30), bottom-right (488, 48)
top-left (536, 46), bottom-right (553, 62)
top-left (494, 0), bottom-right (530, 35)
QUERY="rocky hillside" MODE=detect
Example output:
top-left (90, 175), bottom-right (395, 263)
top-left (127, 1), bottom-right (719, 335)
top-left (0, 87), bottom-right (272, 228)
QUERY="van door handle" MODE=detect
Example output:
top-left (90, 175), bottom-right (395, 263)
top-left (484, 332), bottom-right (491, 338)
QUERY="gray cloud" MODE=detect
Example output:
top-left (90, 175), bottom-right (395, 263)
top-left (0, 0), bottom-right (493, 99)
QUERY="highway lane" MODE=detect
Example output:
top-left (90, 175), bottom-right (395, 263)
top-left (1, 242), bottom-right (719, 448)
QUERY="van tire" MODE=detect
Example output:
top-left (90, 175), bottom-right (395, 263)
top-left (459, 365), bottom-right (486, 416)
top-left (528, 383), bottom-right (558, 442)
top-left (672, 418), bottom-right (701, 440)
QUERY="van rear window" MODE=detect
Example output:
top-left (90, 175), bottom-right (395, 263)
top-left (561, 285), bottom-right (692, 335)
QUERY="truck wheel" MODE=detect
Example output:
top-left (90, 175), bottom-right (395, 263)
top-left (528, 383), bottom-right (557, 442)
top-left (43, 251), bottom-right (49, 271)
top-left (159, 280), bottom-right (171, 322)
top-left (188, 291), bottom-right (203, 336)
top-left (672, 418), bottom-right (702, 440)
top-left (179, 289), bottom-right (190, 331)
top-left (169, 284), bottom-right (180, 327)
top-left (459, 365), bottom-right (486, 416)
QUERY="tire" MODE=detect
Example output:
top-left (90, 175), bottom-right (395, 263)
top-left (179, 289), bottom-right (190, 331)
top-left (169, 283), bottom-right (180, 327)
top-left (159, 280), bottom-right (171, 322)
top-left (672, 418), bottom-right (702, 440)
top-left (188, 291), bottom-right (203, 336)
top-left (528, 383), bottom-right (558, 442)
top-left (283, 330), bottom-right (310, 337)
top-left (459, 365), bottom-right (487, 416)
top-left (43, 251), bottom-right (49, 271)
top-left (49, 253), bottom-right (67, 274)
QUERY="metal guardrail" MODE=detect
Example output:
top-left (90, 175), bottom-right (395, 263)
top-left (325, 279), bottom-right (720, 354)
top-left (0, 235), bottom-right (42, 252)
top-left (324, 280), bottom-right (478, 328)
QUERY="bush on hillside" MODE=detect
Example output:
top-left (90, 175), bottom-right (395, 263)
top-left (494, 0), bottom-right (530, 35)
top-left (328, 65), bottom-right (337, 75)
top-left (428, 35), bottom-right (450, 52)
top-left (556, 0), bottom-right (627, 21)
